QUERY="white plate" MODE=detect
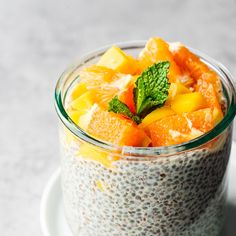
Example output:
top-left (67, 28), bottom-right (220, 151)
top-left (40, 142), bottom-right (236, 236)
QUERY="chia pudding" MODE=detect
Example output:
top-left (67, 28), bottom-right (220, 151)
top-left (60, 126), bottom-right (231, 236)
top-left (55, 39), bottom-right (236, 236)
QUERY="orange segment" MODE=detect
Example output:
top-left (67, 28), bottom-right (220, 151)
top-left (138, 38), bottom-right (182, 82)
top-left (81, 105), bottom-right (151, 147)
top-left (79, 65), bottom-right (136, 108)
top-left (149, 114), bottom-right (193, 146)
top-left (186, 108), bottom-right (214, 133)
top-left (195, 81), bottom-right (224, 124)
top-left (169, 43), bottom-right (222, 99)
top-left (148, 108), bottom-right (213, 146)
top-left (118, 81), bottom-right (136, 113)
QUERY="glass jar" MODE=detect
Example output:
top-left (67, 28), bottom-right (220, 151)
top-left (55, 42), bottom-right (236, 236)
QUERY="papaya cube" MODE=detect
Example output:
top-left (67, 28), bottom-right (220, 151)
top-left (97, 46), bottom-right (138, 74)
top-left (171, 92), bottom-right (206, 113)
top-left (139, 107), bottom-right (175, 129)
top-left (71, 82), bottom-right (87, 100)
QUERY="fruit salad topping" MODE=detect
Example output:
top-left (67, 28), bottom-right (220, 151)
top-left (67, 38), bottom-right (224, 147)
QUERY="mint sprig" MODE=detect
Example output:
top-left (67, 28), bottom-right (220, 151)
top-left (108, 61), bottom-right (170, 123)
top-left (134, 61), bottom-right (170, 117)
top-left (108, 96), bottom-right (141, 124)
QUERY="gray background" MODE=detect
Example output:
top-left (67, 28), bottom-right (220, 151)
top-left (0, 0), bottom-right (236, 235)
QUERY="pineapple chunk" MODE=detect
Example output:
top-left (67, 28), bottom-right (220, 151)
top-left (71, 82), bottom-right (87, 100)
top-left (171, 92), bottom-right (206, 113)
top-left (139, 107), bottom-right (175, 128)
top-left (70, 91), bottom-right (94, 116)
top-left (97, 46), bottom-right (138, 74)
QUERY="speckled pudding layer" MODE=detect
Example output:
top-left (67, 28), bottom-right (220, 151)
top-left (60, 126), bottom-right (232, 236)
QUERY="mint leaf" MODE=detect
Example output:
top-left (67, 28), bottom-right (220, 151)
top-left (108, 96), bottom-right (141, 124)
top-left (134, 61), bottom-right (170, 117)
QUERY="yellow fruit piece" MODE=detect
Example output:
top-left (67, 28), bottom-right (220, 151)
top-left (97, 46), bottom-right (138, 74)
top-left (67, 110), bottom-right (81, 124)
top-left (71, 82), bottom-right (87, 100)
top-left (139, 107), bottom-right (175, 129)
top-left (213, 107), bottom-right (224, 125)
top-left (70, 91), bottom-right (94, 116)
top-left (78, 143), bottom-right (120, 168)
top-left (169, 83), bottom-right (190, 99)
top-left (171, 92), bottom-right (206, 113)
top-left (166, 83), bottom-right (190, 105)
top-left (95, 180), bottom-right (107, 192)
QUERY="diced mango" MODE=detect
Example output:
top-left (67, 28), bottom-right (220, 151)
top-left (139, 107), bottom-right (175, 129)
top-left (71, 82), bottom-right (87, 100)
top-left (97, 46), bottom-right (138, 74)
top-left (213, 107), bottom-right (224, 125)
top-left (78, 143), bottom-right (119, 168)
top-left (95, 180), bottom-right (107, 192)
top-left (169, 83), bottom-right (190, 99)
top-left (70, 91), bottom-right (94, 115)
top-left (166, 83), bottom-right (190, 105)
top-left (171, 92), bottom-right (206, 113)
top-left (67, 110), bottom-right (81, 124)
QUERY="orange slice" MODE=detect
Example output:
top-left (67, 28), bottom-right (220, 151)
top-left (138, 38), bottom-right (182, 82)
top-left (80, 105), bottom-right (151, 147)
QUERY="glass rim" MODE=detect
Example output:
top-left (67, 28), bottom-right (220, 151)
top-left (54, 40), bottom-right (236, 155)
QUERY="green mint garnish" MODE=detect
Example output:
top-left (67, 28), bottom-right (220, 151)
top-left (108, 96), bottom-right (141, 124)
top-left (108, 61), bottom-right (170, 124)
top-left (134, 61), bottom-right (170, 117)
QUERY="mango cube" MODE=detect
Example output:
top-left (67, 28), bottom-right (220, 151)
top-left (97, 46), bottom-right (138, 74)
top-left (169, 83), bottom-right (190, 99)
top-left (78, 143), bottom-right (119, 168)
top-left (213, 107), bottom-right (224, 125)
top-left (171, 92), bottom-right (206, 113)
top-left (67, 110), bottom-right (81, 124)
top-left (71, 82), bottom-right (87, 100)
top-left (139, 107), bottom-right (175, 128)
top-left (70, 91), bottom-right (94, 116)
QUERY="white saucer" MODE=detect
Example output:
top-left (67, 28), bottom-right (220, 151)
top-left (40, 142), bottom-right (236, 236)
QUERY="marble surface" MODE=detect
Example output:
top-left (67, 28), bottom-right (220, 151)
top-left (0, 0), bottom-right (236, 235)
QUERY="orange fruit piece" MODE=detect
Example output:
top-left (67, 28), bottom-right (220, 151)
top-left (149, 114), bottom-right (192, 146)
top-left (169, 43), bottom-right (222, 99)
top-left (186, 108), bottom-right (213, 133)
top-left (118, 81), bottom-right (136, 113)
top-left (138, 38), bottom-right (182, 82)
top-left (81, 105), bottom-right (151, 147)
top-left (79, 65), bottom-right (135, 109)
top-left (148, 108), bottom-right (213, 146)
